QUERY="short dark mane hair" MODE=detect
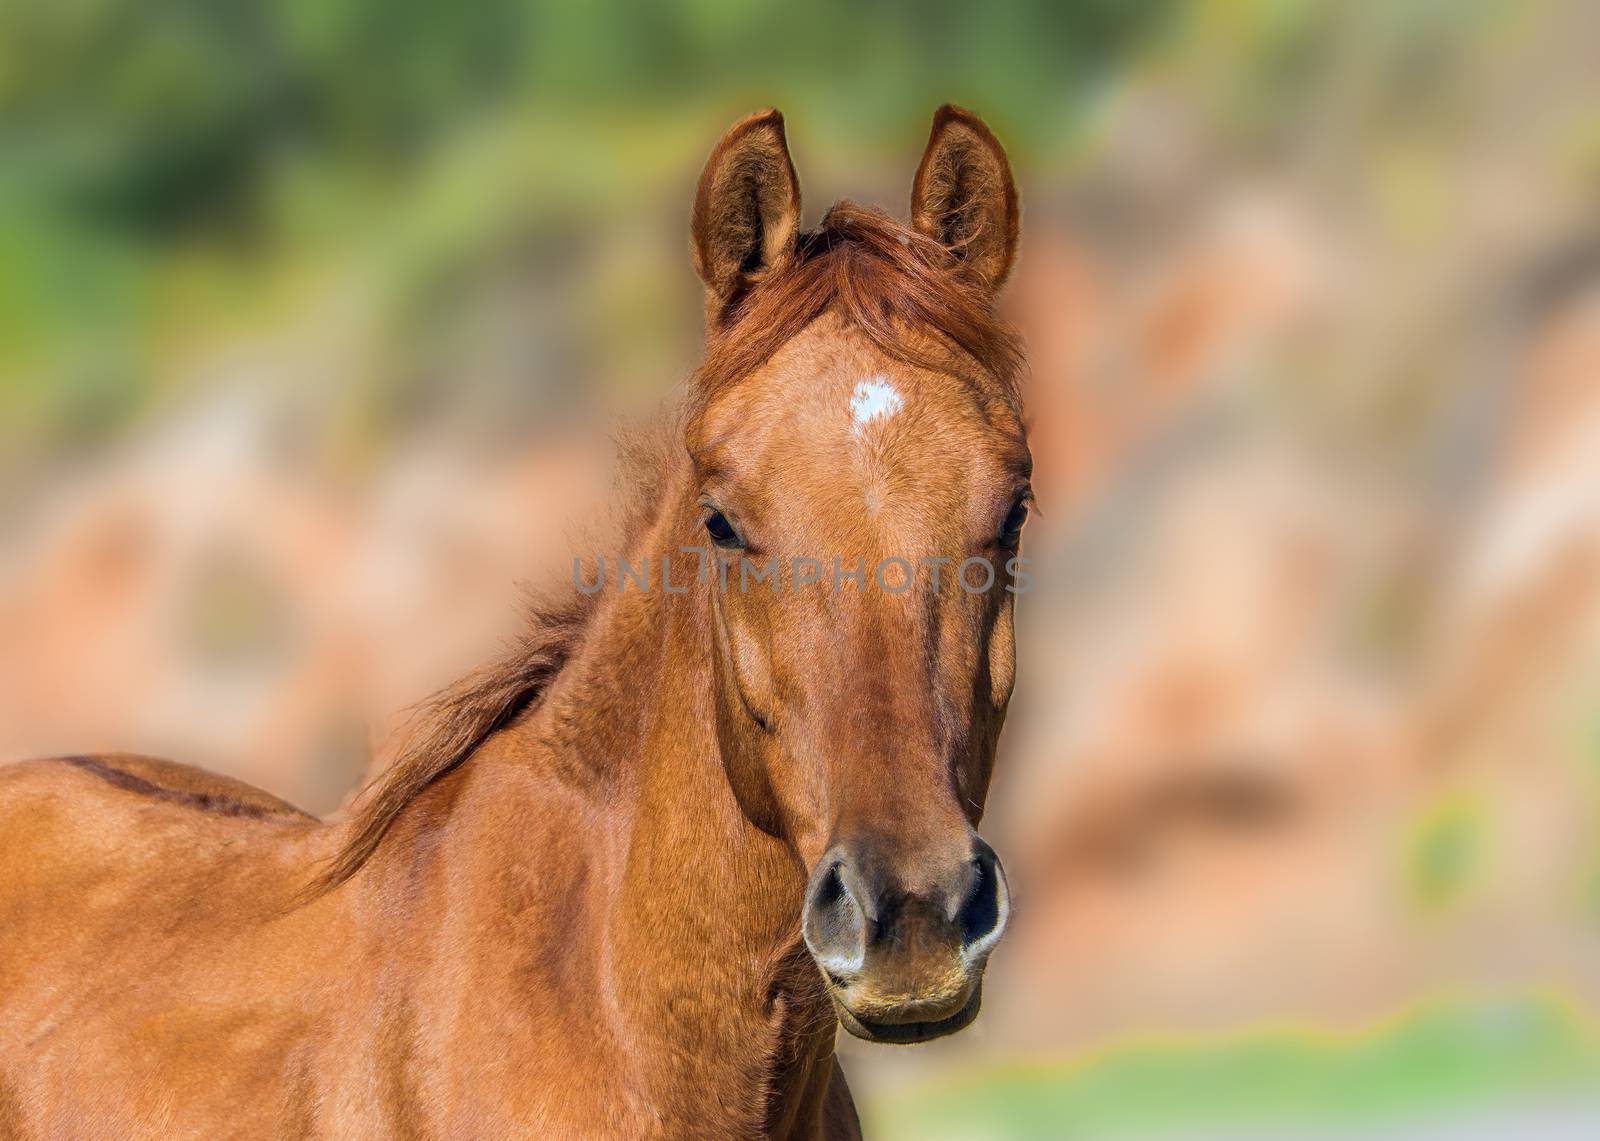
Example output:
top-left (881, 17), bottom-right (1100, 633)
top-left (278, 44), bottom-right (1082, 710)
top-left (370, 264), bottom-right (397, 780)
top-left (310, 201), bottom-right (1026, 896)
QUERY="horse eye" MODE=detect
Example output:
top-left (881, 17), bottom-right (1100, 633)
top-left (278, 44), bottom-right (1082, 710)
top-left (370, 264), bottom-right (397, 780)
top-left (1000, 500), bottom-right (1028, 544)
top-left (705, 510), bottom-right (742, 549)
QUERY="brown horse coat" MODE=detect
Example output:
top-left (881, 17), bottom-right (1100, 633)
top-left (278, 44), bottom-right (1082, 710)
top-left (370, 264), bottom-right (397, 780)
top-left (0, 106), bottom-right (1027, 1139)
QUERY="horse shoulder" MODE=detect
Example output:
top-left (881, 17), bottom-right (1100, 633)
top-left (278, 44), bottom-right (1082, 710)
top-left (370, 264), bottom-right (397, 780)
top-left (40, 753), bottom-right (314, 820)
top-left (0, 756), bottom-right (346, 1135)
top-left (0, 753), bottom-right (321, 944)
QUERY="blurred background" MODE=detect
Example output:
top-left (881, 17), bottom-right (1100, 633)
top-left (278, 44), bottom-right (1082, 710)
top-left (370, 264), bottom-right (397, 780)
top-left (4, 0), bottom-right (1600, 1135)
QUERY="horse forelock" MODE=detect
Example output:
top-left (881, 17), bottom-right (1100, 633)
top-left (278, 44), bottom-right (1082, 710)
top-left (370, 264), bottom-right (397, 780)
top-left (697, 200), bottom-right (1026, 417)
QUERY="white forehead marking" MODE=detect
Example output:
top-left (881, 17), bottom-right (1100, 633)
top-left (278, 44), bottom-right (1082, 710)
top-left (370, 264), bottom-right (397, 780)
top-left (849, 376), bottom-right (903, 434)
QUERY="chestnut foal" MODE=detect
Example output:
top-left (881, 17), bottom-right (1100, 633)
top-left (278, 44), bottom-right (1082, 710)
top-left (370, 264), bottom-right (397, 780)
top-left (0, 105), bottom-right (1029, 1139)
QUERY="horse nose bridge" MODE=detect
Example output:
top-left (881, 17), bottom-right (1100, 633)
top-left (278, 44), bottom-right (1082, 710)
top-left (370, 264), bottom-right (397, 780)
top-left (881, 831), bottom-right (1005, 930)
top-left (828, 826), bottom-right (984, 922)
top-left (830, 578), bottom-right (937, 702)
top-left (817, 632), bottom-right (948, 776)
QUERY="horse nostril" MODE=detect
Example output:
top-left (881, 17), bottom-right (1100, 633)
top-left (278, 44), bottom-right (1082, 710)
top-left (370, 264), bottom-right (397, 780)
top-left (814, 862), bottom-right (846, 908)
top-left (803, 857), bottom-right (867, 979)
top-left (957, 841), bottom-right (1009, 954)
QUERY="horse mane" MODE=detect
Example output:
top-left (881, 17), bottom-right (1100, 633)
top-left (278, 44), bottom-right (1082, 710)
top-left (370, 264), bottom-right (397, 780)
top-left (311, 202), bottom-right (1025, 896)
top-left (700, 201), bottom-right (1026, 412)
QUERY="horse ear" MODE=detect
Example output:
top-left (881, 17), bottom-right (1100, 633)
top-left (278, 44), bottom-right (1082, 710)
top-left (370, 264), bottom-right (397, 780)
top-left (911, 104), bottom-right (1019, 293)
top-left (692, 109), bottom-right (802, 321)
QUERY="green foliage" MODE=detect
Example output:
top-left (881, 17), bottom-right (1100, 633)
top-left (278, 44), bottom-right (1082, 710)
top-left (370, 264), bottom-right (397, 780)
top-left (0, 0), bottom-right (1172, 232)
top-left (0, 0), bottom-right (1515, 445)
top-left (0, 0), bottom-right (1176, 448)
top-left (1404, 789), bottom-right (1490, 912)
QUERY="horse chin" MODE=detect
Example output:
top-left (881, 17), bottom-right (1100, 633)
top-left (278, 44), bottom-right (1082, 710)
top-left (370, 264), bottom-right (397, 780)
top-left (829, 984), bottom-right (983, 1045)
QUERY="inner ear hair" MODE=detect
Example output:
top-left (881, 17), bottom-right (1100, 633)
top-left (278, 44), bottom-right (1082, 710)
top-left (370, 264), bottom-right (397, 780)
top-left (692, 109), bottom-right (802, 321)
top-left (911, 104), bottom-right (1019, 294)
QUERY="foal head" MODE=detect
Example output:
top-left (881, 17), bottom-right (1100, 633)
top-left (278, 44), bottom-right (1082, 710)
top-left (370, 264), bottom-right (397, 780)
top-left (685, 107), bottom-right (1027, 1043)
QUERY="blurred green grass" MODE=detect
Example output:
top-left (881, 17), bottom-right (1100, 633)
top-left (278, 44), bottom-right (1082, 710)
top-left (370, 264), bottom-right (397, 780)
top-left (867, 993), bottom-right (1600, 1139)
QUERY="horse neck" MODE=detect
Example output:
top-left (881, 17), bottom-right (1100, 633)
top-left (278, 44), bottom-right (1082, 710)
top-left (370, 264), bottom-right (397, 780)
top-left (430, 474), bottom-right (837, 1129)
top-left (606, 554), bottom-right (835, 1126)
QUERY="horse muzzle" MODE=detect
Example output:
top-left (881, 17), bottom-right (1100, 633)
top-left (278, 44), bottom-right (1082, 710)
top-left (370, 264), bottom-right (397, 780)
top-left (801, 833), bottom-right (1010, 1044)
